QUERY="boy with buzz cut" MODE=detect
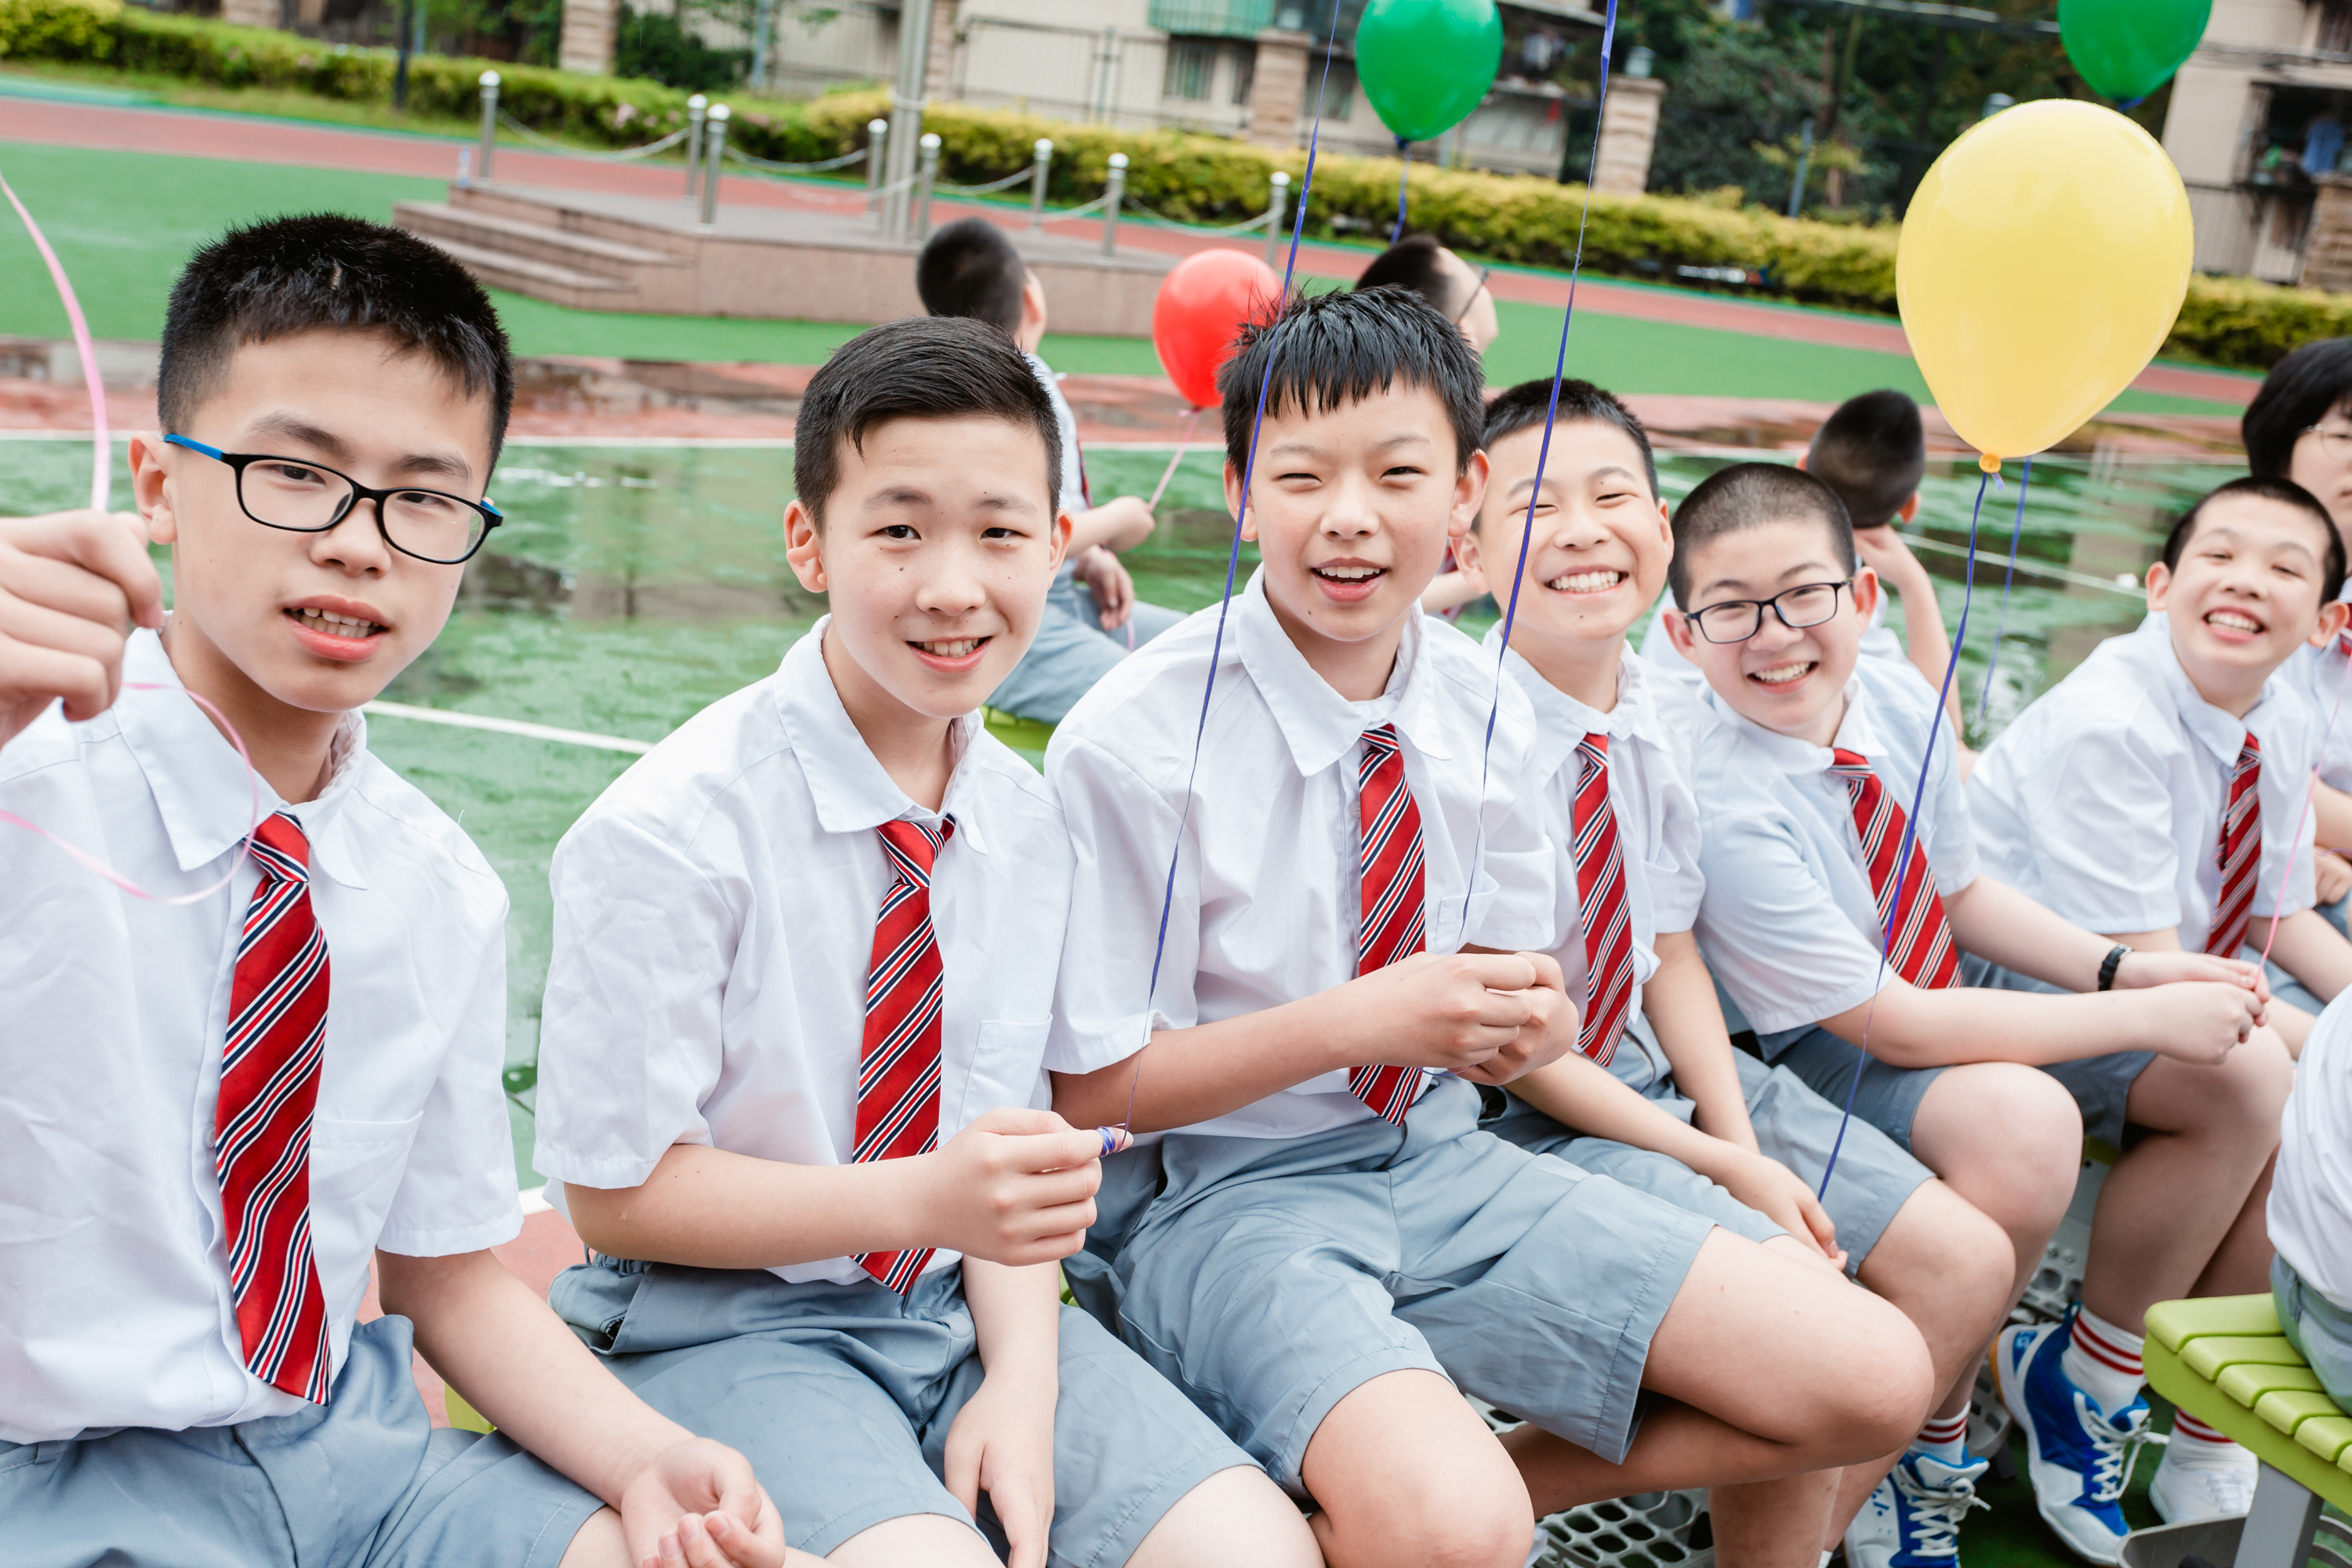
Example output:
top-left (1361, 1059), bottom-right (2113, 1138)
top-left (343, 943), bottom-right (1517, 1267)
top-left (1661, 463), bottom-right (2282, 1568)
top-left (0, 216), bottom-right (789, 1568)
top-left (1969, 474), bottom-right (2352, 1534)
top-left (916, 215), bottom-right (1183, 723)
top-left (1046, 287), bottom-right (1940, 1568)
top-left (1453, 379), bottom-right (2020, 1568)
top-left (532, 315), bottom-right (1319, 1568)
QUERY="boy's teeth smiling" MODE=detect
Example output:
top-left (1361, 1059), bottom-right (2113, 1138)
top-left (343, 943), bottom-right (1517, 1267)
top-left (1546, 569), bottom-right (1624, 593)
top-left (1751, 660), bottom-right (1815, 686)
top-left (914, 637), bottom-right (986, 658)
top-left (2207, 608), bottom-right (2263, 633)
top-left (1313, 564), bottom-right (1384, 581)
top-left (289, 606), bottom-right (383, 640)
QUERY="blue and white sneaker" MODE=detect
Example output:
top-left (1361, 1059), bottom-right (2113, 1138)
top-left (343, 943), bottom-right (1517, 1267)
top-left (1995, 1312), bottom-right (2153, 1565)
top-left (1844, 1450), bottom-right (1991, 1568)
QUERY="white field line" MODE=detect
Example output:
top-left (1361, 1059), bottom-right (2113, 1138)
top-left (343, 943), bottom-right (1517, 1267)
top-left (364, 699), bottom-right (654, 754)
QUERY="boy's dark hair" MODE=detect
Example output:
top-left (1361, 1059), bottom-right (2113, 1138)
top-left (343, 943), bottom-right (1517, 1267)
top-left (1355, 234), bottom-right (1473, 320)
top-left (916, 217), bottom-right (1028, 338)
top-left (1217, 285), bottom-right (1483, 475)
top-left (1668, 462), bottom-right (1853, 607)
top-left (2161, 474), bottom-right (2347, 604)
top-left (2241, 338), bottom-right (2352, 478)
top-left (1806, 390), bottom-right (1925, 530)
top-left (793, 316), bottom-right (1061, 523)
top-left (1479, 377), bottom-right (1657, 506)
top-left (159, 215), bottom-right (513, 461)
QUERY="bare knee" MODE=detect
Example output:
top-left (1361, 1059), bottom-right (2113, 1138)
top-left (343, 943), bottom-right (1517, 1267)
top-left (1799, 1291), bottom-right (1936, 1461)
top-left (1870, 1180), bottom-right (2017, 1337)
top-left (2205, 1036), bottom-right (2293, 1138)
top-left (1133, 1465), bottom-right (1321, 1568)
top-left (1917, 1064), bottom-right (2080, 1236)
top-left (1327, 1477), bottom-right (1532, 1568)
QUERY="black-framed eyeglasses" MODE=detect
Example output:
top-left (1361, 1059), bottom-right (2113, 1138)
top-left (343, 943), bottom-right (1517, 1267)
top-left (2303, 423), bottom-right (2352, 465)
top-left (1683, 579), bottom-right (1852, 644)
top-left (1454, 264), bottom-right (1493, 325)
top-left (165, 434), bottom-right (503, 565)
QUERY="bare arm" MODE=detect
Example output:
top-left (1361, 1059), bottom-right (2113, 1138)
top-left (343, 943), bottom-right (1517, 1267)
top-left (379, 1248), bottom-right (788, 1566)
top-left (562, 1109), bottom-right (1112, 1272)
top-left (2314, 781), bottom-right (2352, 853)
top-left (1049, 950), bottom-right (1568, 1134)
top-left (1065, 495), bottom-right (1155, 556)
top-left (1641, 930), bottom-right (1758, 1152)
top-left (945, 1259), bottom-right (1063, 1568)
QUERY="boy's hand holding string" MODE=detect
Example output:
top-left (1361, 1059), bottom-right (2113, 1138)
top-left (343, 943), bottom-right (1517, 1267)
top-left (0, 509), bottom-right (165, 749)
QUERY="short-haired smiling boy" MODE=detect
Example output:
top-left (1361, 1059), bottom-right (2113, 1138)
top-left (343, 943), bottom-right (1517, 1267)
top-left (1661, 464), bottom-right (2278, 1566)
top-left (1046, 290), bottom-right (1935, 1568)
top-left (532, 316), bottom-right (1318, 1568)
top-left (0, 216), bottom-right (786, 1568)
top-left (1453, 381), bottom-right (2017, 1568)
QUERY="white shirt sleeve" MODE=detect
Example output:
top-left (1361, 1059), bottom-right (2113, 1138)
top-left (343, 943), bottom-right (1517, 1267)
top-left (1047, 735), bottom-right (1192, 1075)
top-left (375, 920), bottom-right (524, 1257)
top-left (2005, 720), bottom-right (2186, 936)
top-left (1923, 727), bottom-right (1980, 898)
top-left (1465, 731), bottom-right (1563, 955)
top-left (1697, 808), bottom-right (1893, 1036)
top-left (535, 811), bottom-right (742, 1191)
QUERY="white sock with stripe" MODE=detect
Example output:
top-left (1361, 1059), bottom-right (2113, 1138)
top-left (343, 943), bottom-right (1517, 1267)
top-left (2165, 1410), bottom-right (2248, 1467)
top-left (2060, 1307), bottom-right (2145, 1416)
top-left (1915, 1408), bottom-right (1972, 1467)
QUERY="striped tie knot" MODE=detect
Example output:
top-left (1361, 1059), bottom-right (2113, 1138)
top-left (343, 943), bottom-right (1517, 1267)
top-left (1576, 733), bottom-right (1609, 779)
top-left (878, 817), bottom-right (949, 887)
top-left (1828, 746), bottom-right (1875, 784)
top-left (249, 810), bottom-right (311, 883)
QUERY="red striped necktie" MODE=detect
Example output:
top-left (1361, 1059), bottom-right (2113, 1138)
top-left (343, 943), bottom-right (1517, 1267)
top-left (854, 818), bottom-right (952, 1294)
top-left (216, 810), bottom-right (333, 1404)
top-left (2206, 732), bottom-right (2261, 958)
top-left (1350, 725), bottom-right (1427, 1125)
top-left (1828, 749), bottom-right (1961, 989)
top-left (1572, 734), bottom-right (1635, 1067)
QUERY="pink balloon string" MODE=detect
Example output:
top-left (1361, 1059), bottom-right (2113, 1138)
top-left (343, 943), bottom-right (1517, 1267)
top-left (1, 164), bottom-right (267, 901)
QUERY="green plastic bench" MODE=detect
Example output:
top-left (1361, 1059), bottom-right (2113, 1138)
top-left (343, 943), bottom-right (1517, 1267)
top-left (2144, 1295), bottom-right (2352, 1568)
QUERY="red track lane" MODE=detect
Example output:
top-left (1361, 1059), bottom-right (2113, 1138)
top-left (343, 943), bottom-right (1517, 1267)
top-left (2, 96), bottom-right (2258, 406)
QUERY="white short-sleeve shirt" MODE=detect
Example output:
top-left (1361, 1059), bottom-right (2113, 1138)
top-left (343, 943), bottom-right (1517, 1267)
top-left (1493, 636), bottom-right (1706, 1041)
top-left (1047, 569), bottom-right (1559, 1142)
top-left (2278, 619), bottom-right (2352, 793)
top-left (533, 622), bottom-right (1072, 1287)
top-left (1968, 615), bottom-right (2318, 946)
top-left (0, 630), bottom-right (520, 1445)
top-left (2271, 991), bottom-right (2352, 1308)
top-left (1690, 658), bottom-right (1979, 1047)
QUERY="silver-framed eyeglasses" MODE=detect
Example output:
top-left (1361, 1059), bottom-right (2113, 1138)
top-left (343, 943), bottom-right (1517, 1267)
top-left (2303, 423), bottom-right (2352, 465)
top-left (164, 434), bottom-right (502, 565)
top-left (1683, 579), bottom-right (1852, 644)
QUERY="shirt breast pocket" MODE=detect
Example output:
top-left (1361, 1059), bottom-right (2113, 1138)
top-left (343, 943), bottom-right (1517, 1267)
top-left (956, 1020), bottom-right (1053, 1131)
top-left (1432, 872), bottom-right (1501, 951)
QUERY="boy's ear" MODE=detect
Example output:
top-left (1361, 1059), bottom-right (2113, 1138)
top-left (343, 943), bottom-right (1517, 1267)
top-left (1449, 449), bottom-right (1490, 541)
top-left (2144, 559), bottom-right (2172, 612)
top-left (1661, 604), bottom-right (1699, 659)
top-left (1898, 493), bottom-right (1920, 524)
top-left (1050, 510), bottom-right (1073, 571)
top-left (783, 498), bottom-right (827, 593)
top-left (130, 433), bottom-right (178, 546)
top-left (1225, 459), bottom-right (1255, 543)
top-left (1452, 517), bottom-right (1483, 575)
top-left (2315, 596), bottom-right (2350, 649)
top-left (1849, 564), bottom-right (1882, 623)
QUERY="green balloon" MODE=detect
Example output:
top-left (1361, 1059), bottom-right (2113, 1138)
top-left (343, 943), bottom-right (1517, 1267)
top-left (2059, 0), bottom-right (2212, 101)
top-left (1355, 0), bottom-right (1505, 145)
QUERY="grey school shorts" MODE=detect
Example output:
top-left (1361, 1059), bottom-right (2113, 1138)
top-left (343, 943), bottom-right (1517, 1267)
top-left (1101, 1075), bottom-right (1716, 1497)
top-left (549, 1257), bottom-right (1255, 1563)
top-left (1483, 1036), bottom-right (1931, 1275)
top-left (2274, 1254), bottom-right (2352, 1410)
top-left (0, 1315), bottom-right (600, 1568)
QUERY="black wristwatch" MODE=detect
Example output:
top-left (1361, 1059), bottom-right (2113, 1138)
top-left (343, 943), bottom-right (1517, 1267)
top-left (2097, 944), bottom-right (2132, 992)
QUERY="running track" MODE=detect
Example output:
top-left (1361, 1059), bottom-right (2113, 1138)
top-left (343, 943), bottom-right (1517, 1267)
top-left (1, 97), bottom-right (2257, 407)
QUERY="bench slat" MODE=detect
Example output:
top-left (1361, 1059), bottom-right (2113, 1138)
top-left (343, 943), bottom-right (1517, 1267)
top-left (2184, 1336), bottom-right (2312, 1379)
top-left (2220, 1363), bottom-right (2327, 1406)
top-left (2148, 1296), bottom-right (2282, 1353)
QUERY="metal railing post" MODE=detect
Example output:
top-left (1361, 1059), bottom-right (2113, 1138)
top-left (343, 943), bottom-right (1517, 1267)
top-left (1027, 138), bottom-right (1052, 230)
top-left (1261, 170), bottom-right (1290, 267)
top-left (699, 105), bottom-right (729, 229)
top-left (915, 133), bottom-right (942, 240)
top-left (684, 95), bottom-right (706, 203)
top-left (1100, 152), bottom-right (1127, 257)
top-left (476, 71), bottom-right (499, 184)
top-left (865, 118), bottom-right (888, 216)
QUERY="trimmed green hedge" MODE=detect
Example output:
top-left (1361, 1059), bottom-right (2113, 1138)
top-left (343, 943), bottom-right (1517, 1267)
top-left (0, 0), bottom-right (2325, 373)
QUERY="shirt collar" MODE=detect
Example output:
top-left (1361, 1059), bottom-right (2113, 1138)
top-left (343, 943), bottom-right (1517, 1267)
top-left (1487, 632), bottom-right (1671, 777)
top-left (114, 629), bottom-right (370, 886)
top-left (1233, 568), bottom-right (1452, 776)
top-left (769, 618), bottom-right (989, 853)
top-left (1705, 670), bottom-right (1884, 779)
top-left (2139, 616), bottom-right (2274, 768)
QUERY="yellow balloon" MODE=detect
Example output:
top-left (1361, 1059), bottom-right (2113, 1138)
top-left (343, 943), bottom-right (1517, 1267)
top-left (1898, 100), bottom-right (2192, 466)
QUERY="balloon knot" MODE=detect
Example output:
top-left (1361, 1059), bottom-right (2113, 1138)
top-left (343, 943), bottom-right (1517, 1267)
top-left (1978, 452), bottom-right (2003, 474)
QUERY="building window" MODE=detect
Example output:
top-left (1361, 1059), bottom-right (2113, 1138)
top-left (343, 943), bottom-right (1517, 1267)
top-left (1165, 38), bottom-right (1215, 100)
top-left (2324, 2), bottom-right (2352, 54)
top-left (1231, 43), bottom-right (1254, 105)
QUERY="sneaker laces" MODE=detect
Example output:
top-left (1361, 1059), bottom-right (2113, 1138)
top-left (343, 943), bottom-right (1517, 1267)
top-left (1896, 1461), bottom-right (1991, 1559)
top-left (2074, 1393), bottom-right (2154, 1507)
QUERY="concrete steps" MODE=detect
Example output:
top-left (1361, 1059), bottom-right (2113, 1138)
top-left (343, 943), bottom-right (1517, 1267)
top-left (394, 198), bottom-right (686, 310)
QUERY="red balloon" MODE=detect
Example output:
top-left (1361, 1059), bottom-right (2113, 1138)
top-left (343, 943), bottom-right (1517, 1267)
top-left (1152, 249), bottom-right (1283, 411)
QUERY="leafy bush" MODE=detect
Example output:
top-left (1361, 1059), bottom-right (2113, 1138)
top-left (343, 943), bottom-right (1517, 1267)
top-left (0, 0), bottom-right (2336, 373)
top-left (613, 5), bottom-right (744, 96)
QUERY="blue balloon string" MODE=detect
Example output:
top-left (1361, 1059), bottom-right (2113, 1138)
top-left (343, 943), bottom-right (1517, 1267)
top-left (1127, 4), bottom-right (1345, 1130)
top-left (1819, 464), bottom-right (1990, 1200)
top-left (1974, 457), bottom-right (2034, 727)
top-left (1456, 0), bottom-right (1617, 950)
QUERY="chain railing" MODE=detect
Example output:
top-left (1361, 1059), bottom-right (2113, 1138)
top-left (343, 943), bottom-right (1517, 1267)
top-left (721, 143), bottom-right (872, 173)
top-left (495, 111), bottom-right (693, 162)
